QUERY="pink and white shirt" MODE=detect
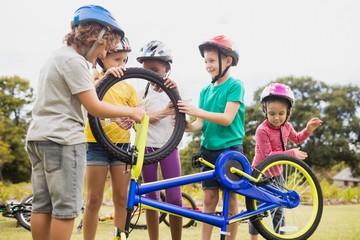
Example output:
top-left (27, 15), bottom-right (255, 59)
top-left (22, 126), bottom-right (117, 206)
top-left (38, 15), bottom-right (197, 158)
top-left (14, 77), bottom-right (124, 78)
top-left (252, 120), bottom-right (310, 176)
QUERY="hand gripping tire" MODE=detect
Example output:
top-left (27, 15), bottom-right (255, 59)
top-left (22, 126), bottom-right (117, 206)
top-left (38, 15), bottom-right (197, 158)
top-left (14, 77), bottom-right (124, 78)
top-left (88, 68), bottom-right (185, 165)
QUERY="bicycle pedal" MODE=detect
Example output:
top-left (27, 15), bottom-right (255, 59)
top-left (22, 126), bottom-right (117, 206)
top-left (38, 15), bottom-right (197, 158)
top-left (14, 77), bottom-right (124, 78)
top-left (191, 155), bottom-right (201, 168)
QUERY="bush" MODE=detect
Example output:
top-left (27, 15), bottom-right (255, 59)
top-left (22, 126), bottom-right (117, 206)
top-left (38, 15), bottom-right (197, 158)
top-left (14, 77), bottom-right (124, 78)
top-left (320, 180), bottom-right (339, 199)
top-left (0, 181), bottom-right (32, 202)
top-left (338, 186), bottom-right (360, 201)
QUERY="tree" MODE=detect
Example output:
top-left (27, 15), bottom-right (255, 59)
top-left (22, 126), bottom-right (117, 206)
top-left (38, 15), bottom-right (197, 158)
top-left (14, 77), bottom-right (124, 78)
top-left (243, 76), bottom-right (360, 176)
top-left (180, 117), bottom-right (201, 175)
top-left (0, 76), bottom-right (34, 182)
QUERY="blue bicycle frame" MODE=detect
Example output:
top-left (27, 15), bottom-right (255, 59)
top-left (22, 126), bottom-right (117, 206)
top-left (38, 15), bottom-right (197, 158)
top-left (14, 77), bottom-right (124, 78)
top-left (125, 150), bottom-right (300, 238)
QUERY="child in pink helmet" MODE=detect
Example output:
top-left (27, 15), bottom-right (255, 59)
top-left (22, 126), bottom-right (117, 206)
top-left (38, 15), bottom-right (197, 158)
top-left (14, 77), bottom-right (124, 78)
top-left (249, 82), bottom-right (322, 240)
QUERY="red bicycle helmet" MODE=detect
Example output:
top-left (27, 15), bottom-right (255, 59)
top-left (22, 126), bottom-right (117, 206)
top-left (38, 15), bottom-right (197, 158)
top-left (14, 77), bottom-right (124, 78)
top-left (199, 35), bottom-right (239, 66)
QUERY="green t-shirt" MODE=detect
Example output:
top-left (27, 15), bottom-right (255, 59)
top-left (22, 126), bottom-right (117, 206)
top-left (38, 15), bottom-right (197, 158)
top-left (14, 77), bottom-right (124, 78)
top-left (199, 77), bottom-right (245, 150)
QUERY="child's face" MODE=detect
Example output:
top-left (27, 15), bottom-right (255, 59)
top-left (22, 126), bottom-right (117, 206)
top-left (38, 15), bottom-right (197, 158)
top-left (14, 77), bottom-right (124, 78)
top-left (266, 101), bottom-right (288, 128)
top-left (102, 52), bottom-right (128, 69)
top-left (143, 60), bottom-right (169, 91)
top-left (204, 50), bottom-right (220, 79)
top-left (204, 49), bottom-right (229, 79)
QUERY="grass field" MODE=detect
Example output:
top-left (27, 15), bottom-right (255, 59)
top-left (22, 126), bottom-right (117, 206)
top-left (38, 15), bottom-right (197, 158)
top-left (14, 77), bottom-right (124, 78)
top-left (1, 204), bottom-right (359, 240)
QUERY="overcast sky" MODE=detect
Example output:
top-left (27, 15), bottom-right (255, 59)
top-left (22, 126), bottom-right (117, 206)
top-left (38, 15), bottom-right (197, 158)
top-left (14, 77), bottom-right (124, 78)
top-left (1, 0), bottom-right (360, 105)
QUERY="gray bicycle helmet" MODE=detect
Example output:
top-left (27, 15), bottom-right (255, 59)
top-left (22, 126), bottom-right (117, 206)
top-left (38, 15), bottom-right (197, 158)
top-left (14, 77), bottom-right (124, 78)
top-left (97, 37), bottom-right (131, 70)
top-left (136, 40), bottom-right (173, 64)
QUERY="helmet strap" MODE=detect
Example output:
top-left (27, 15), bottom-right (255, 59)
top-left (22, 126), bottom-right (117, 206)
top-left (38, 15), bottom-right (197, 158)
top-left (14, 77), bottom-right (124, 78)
top-left (211, 52), bottom-right (230, 84)
top-left (279, 127), bottom-right (286, 151)
top-left (84, 28), bottom-right (106, 61)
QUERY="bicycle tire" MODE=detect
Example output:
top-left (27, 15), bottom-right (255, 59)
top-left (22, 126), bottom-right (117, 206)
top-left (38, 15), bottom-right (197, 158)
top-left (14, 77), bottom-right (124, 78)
top-left (88, 67), bottom-right (185, 165)
top-left (16, 194), bottom-right (33, 231)
top-left (245, 154), bottom-right (323, 240)
top-left (129, 191), bottom-right (167, 229)
top-left (163, 192), bottom-right (197, 228)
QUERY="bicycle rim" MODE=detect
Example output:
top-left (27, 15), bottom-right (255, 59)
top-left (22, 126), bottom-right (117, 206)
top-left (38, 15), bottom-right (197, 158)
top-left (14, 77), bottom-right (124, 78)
top-left (88, 68), bottom-right (185, 165)
top-left (245, 154), bottom-right (323, 240)
top-left (129, 205), bottom-right (148, 229)
top-left (17, 194), bottom-right (33, 231)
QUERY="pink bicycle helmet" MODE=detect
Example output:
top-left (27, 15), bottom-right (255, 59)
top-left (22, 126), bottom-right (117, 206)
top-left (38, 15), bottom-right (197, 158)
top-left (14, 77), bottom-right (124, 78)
top-left (260, 83), bottom-right (295, 107)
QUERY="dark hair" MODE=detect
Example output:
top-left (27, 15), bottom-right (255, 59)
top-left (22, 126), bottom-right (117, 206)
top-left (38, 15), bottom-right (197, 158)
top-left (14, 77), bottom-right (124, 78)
top-left (262, 95), bottom-right (292, 118)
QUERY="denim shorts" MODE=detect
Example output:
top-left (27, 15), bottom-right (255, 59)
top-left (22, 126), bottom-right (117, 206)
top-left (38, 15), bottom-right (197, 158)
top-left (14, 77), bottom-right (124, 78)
top-left (86, 142), bottom-right (129, 166)
top-left (200, 144), bottom-right (243, 189)
top-left (26, 141), bottom-right (86, 219)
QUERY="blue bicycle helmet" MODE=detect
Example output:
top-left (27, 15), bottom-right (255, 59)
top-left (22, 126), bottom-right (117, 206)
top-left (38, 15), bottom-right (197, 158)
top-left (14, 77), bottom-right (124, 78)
top-left (71, 5), bottom-right (124, 37)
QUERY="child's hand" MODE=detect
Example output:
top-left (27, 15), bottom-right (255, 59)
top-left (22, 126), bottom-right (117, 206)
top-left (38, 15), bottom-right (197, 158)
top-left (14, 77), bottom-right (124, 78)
top-left (177, 100), bottom-right (199, 117)
top-left (184, 119), bottom-right (192, 132)
top-left (104, 66), bottom-right (126, 78)
top-left (130, 106), bottom-right (145, 123)
top-left (293, 147), bottom-right (308, 160)
top-left (163, 77), bottom-right (177, 90)
top-left (306, 117), bottom-right (323, 134)
top-left (114, 117), bottom-right (134, 130)
top-left (163, 101), bottom-right (175, 116)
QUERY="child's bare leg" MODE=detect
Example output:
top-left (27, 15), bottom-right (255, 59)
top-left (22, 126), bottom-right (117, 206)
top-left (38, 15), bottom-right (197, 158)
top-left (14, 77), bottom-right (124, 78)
top-left (146, 209), bottom-right (159, 240)
top-left (201, 188), bottom-right (219, 240)
top-left (50, 218), bottom-right (75, 240)
top-left (31, 213), bottom-right (51, 240)
top-left (250, 234), bottom-right (259, 240)
top-left (226, 192), bottom-right (239, 240)
top-left (169, 215), bottom-right (182, 240)
top-left (111, 165), bottom-right (130, 230)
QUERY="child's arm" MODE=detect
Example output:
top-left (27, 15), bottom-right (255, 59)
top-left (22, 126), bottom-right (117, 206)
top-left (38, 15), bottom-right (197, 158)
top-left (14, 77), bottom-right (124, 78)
top-left (254, 128), bottom-right (307, 166)
top-left (147, 101), bottom-right (174, 123)
top-left (288, 117), bottom-right (323, 144)
top-left (77, 89), bottom-right (144, 123)
top-left (185, 118), bottom-right (203, 132)
top-left (178, 100), bottom-right (240, 126)
top-left (147, 77), bottom-right (177, 123)
top-left (305, 117), bottom-right (323, 134)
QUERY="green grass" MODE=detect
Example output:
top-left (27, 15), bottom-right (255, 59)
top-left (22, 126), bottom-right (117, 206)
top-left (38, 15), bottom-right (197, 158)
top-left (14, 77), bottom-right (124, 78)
top-left (1, 204), bottom-right (360, 240)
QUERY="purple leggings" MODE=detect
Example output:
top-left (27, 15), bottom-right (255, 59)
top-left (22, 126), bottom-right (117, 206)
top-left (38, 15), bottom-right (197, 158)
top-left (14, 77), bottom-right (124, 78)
top-left (141, 148), bottom-right (182, 206)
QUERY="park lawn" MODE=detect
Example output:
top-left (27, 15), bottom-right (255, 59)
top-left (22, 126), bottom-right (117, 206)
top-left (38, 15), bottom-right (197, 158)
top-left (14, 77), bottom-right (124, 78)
top-left (1, 204), bottom-right (359, 240)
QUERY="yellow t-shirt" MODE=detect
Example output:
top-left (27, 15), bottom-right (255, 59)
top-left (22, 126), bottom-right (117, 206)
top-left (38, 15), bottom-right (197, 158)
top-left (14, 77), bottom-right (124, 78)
top-left (84, 73), bottom-right (140, 143)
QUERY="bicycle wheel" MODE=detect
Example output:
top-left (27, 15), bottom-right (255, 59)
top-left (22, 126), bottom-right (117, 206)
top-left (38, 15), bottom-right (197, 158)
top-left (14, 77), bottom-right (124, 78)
top-left (88, 67), bottom-right (185, 165)
top-left (129, 192), bottom-right (167, 229)
top-left (245, 154), bottom-right (323, 240)
top-left (16, 194), bottom-right (33, 231)
top-left (163, 192), bottom-right (197, 228)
